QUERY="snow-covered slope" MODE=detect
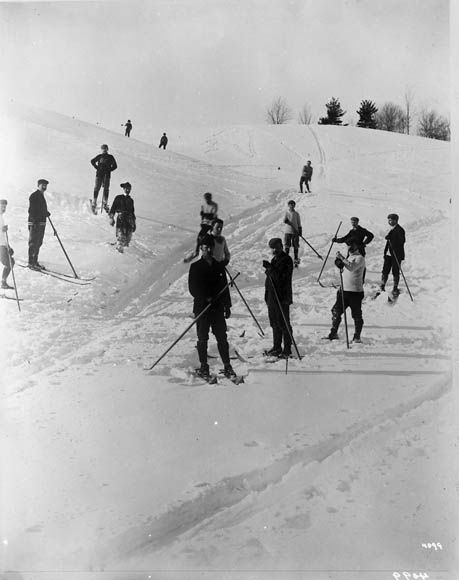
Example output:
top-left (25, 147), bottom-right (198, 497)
top-left (1, 105), bottom-right (454, 578)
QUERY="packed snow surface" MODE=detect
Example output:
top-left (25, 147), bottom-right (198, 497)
top-left (1, 103), bottom-right (455, 579)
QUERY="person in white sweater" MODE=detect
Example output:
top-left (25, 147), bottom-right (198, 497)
top-left (327, 242), bottom-right (366, 342)
top-left (283, 200), bottom-right (302, 266)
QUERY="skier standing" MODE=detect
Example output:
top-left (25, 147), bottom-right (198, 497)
top-left (300, 160), bottom-right (313, 193)
top-left (159, 133), bottom-right (168, 150)
top-left (90, 144), bottom-right (118, 213)
top-left (263, 238), bottom-right (294, 357)
top-left (124, 120), bottom-right (132, 137)
top-left (283, 199), bottom-right (302, 267)
top-left (380, 213), bottom-right (405, 296)
top-left (185, 192), bottom-right (219, 262)
top-left (334, 217), bottom-right (374, 255)
top-left (0, 199), bottom-right (14, 289)
top-left (210, 219), bottom-right (230, 265)
top-left (188, 234), bottom-right (235, 380)
top-left (28, 179), bottom-right (50, 269)
top-left (327, 242), bottom-right (365, 342)
top-left (108, 182), bottom-right (136, 253)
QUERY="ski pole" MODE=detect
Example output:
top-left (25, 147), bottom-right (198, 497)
top-left (317, 221), bottom-right (342, 284)
top-left (388, 240), bottom-right (413, 302)
top-left (5, 230), bottom-right (21, 312)
top-left (286, 223), bottom-right (323, 260)
top-left (265, 270), bottom-right (302, 360)
top-left (146, 273), bottom-right (240, 371)
top-left (47, 217), bottom-right (79, 279)
top-left (338, 267), bottom-right (350, 349)
top-left (225, 267), bottom-right (265, 336)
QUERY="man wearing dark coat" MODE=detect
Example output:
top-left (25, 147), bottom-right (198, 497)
top-left (380, 213), bottom-right (405, 295)
top-left (108, 182), bottom-right (136, 253)
top-left (91, 144), bottom-right (118, 213)
top-left (124, 120), bottom-right (132, 137)
top-left (263, 237), bottom-right (294, 357)
top-left (334, 217), bottom-right (374, 256)
top-left (28, 179), bottom-right (50, 269)
top-left (188, 235), bottom-right (235, 380)
top-left (159, 133), bottom-right (168, 150)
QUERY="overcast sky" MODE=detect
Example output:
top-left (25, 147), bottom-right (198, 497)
top-left (0, 0), bottom-right (450, 133)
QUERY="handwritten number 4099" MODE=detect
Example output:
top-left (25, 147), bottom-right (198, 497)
top-left (392, 574), bottom-right (429, 580)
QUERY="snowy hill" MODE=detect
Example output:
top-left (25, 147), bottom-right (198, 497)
top-left (1, 105), bottom-right (454, 578)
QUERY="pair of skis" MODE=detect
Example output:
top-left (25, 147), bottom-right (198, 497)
top-left (17, 262), bottom-right (95, 285)
top-left (191, 368), bottom-right (245, 386)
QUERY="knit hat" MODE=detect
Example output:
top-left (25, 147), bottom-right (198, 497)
top-left (120, 182), bottom-right (132, 190)
top-left (387, 213), bottom-right (399, 221)
top-left (200, 234), bottom-right (215, 248)
top-left (268, 237), bottom-right (283, 249)
top-left (350, 216), bottom-right (359, 222)
top-left (204, 192), bottom-right (212, 199)
top-left (101, 144), bottom-right (108, 150)
top-left (288, 200), bottom-right (296, 206)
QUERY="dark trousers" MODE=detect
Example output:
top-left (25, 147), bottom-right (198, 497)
top-left (194, 224), bottom-right (212, 253)
top-left (381, 255), bottom-right (401, 288)
top-left (300, 176), bottom-right (311, 193)
top-left (196, 308), bottom-right (230, 366)
top-left (125, 129), bottom-right (131, 137)
top-left (284, 233), bottom-right (299, 260)
top-left (331, 290), bottom-right (364, 338)
top-left (93, 173), bottom-right (111, 205)
top-left (28, 223), bottom-right (46, 265)
top-left (267, 302), bottom-right (292, 354)
top-left (0, 246), bottom-right (14, 281)
top-left (159, 143), bottom-right (167, 150)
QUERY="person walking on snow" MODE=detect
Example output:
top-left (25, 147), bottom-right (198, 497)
top-left (124, 120), bottom-right (132, 137)
top-left (283, 200), bottom-right (302, 267)
top-left (159, 132), bottom-right (168, 150)
top-left (327, 242), bottom-right (365, 343)
top-left (380, 213), bottom-right (405, 296)
top-left (263, 238), bottom-right (294, 358)
top-left (188, 234), bottom-right (235, 380)
top-left (333, 217), bottom-right (374, 256)
top-left (184, 192), bottom-right (219, 262)
top-left (28, 179), bottom-right (50, 269)
top-left (108, 182), bottom-right (136, 253)
top-left (300, 160), bottom-right (313, 193)
top-left (91, 144), bottom-right (118, 213)
top-left (0, 199), bottom-right (15, 289)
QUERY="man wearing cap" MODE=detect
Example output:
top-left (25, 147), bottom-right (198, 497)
top-left (184, 192), bottom-right (219, 262)
top-left (159, 132), bottom-right (168, 150)
top-left (300, 160), bottom-right (313, 193)
top-left (334, 217), bottom-right (374, 255)
top-left (28, 179), bottom-right (50, 269)
top-left (90, 144), bottom-right (118, 213)
top-left (263, 238), bottom-right (294, 357)
top-left (283, 200), bottom-right (302, 267)
top-left (124, 120), bottom-right (132, 137)
top-left (381, 213), bottom-right (405, 296)
top-left (188, 234), bottom-right (235, 380)
top-left (0, 199), bottom-right (15, 289)
top-left (108, 183), bottom-right (136, 253)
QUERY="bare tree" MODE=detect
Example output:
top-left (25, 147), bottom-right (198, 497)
top-left (404, 88), bottom-right (415, 135)
top-left (298, 103), bottom-right (313, 124)
top-left (375, 102), bottom-right (406, 133)
top-left (266, 97), bottom-right (292, 125)
top-left (417, 109), bottom-right (450, 141)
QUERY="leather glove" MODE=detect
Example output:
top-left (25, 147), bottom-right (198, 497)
top-left (109, 217), bottom-right (115, 227)
top-left (224, 307), bottom-right (231, 319)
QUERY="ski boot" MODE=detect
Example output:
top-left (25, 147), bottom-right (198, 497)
top-left (352, 336), bottom-right (362, 343)
top-left (103, 203), bottom-right (110, 214)
top-left (1, 281), bottom-right (14, 290)
top-left (90, 201), bottom-right (97, 215)
top-left (294, 258), bottom-right (300, 268)
top-left (264, 347), bottom-right (282, 357)
top-left (223, 364), bottom-right (236, 379)
top-left (325, 330), bottom-right (339, 341)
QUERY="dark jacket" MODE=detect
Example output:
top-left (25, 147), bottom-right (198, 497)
top-left (188, 257), bottom-right (230, 315)
top-left (264, 251), bottom-right (293, 306)
top-left (336, 225), bottom-right (374, 247)
top-left (159, 135), bottom-right (168, 147)
top-left (384, 224), bottom-right (405, 261)
top-left (28, 190), bottom-right (49, 224)
top-left (302, 164), bottom-right (313, 178)
top-left (109, 194), bottom-right (136, 230)
top-left (91, 153), bottom-right (118, 175)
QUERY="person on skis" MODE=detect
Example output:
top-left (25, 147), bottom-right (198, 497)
top-left (188, 234), bottom-right (235, 380)
top-left (159, 133), bottom-right (168, 150)
top-left (333, 217), bottom-right (374, 255)
top-left (108, 182), bottom-right (136, 253)
top-left (283, 199), bottom-right (302, 267)
top-left (380, 213), bottom-right (405, 297)
top-left (124, 120), bottom-right (132, 137)
top-left (300, 160), bottom-right (313, 193)
top-left (184, 192), bottom-right (219, 262)
top-left (210, 219), bottom-right (230, 265)
top-left (263, 237), bottom-right (294, 358)
top-left (327, 241), bottom-right (365, 343)
top-left (90, 144), bottom-right (118, 213)
top-left (0, 199), bottom-right (15, 289)
top-left (28, 179), bottom-right (50, 269)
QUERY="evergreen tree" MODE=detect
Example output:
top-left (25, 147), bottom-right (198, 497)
top-left (356, 100), bottom-right (378, 128)
top-left (318, 97), bottom-right (346, 125)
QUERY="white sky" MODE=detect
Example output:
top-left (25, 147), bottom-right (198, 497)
top-left (0, 0), bottom-right (450, 132)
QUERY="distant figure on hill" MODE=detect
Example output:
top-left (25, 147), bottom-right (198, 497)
top-left (124, 120), bottom-right (132, 137)
top-left (184, 192), bottom-right (219, 262)
top-left (159, 132), bottom-right (168, 150)
top-left (90, 144), bottom-right (118, 214)
top-left (334, 217), bottom-right (374, 256)
top-left (28, 179), bottom-right (50, 269)
top-left (300, 160), bottom-right (313, 193)
top-left (380, 213), bottom-right (405, 297)
top-left (283, 199), bottom-right (302, 267)
top-left (0, 199), bottom-right (15, 289)
top-left (108, 182), bottom-right (136, 253)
